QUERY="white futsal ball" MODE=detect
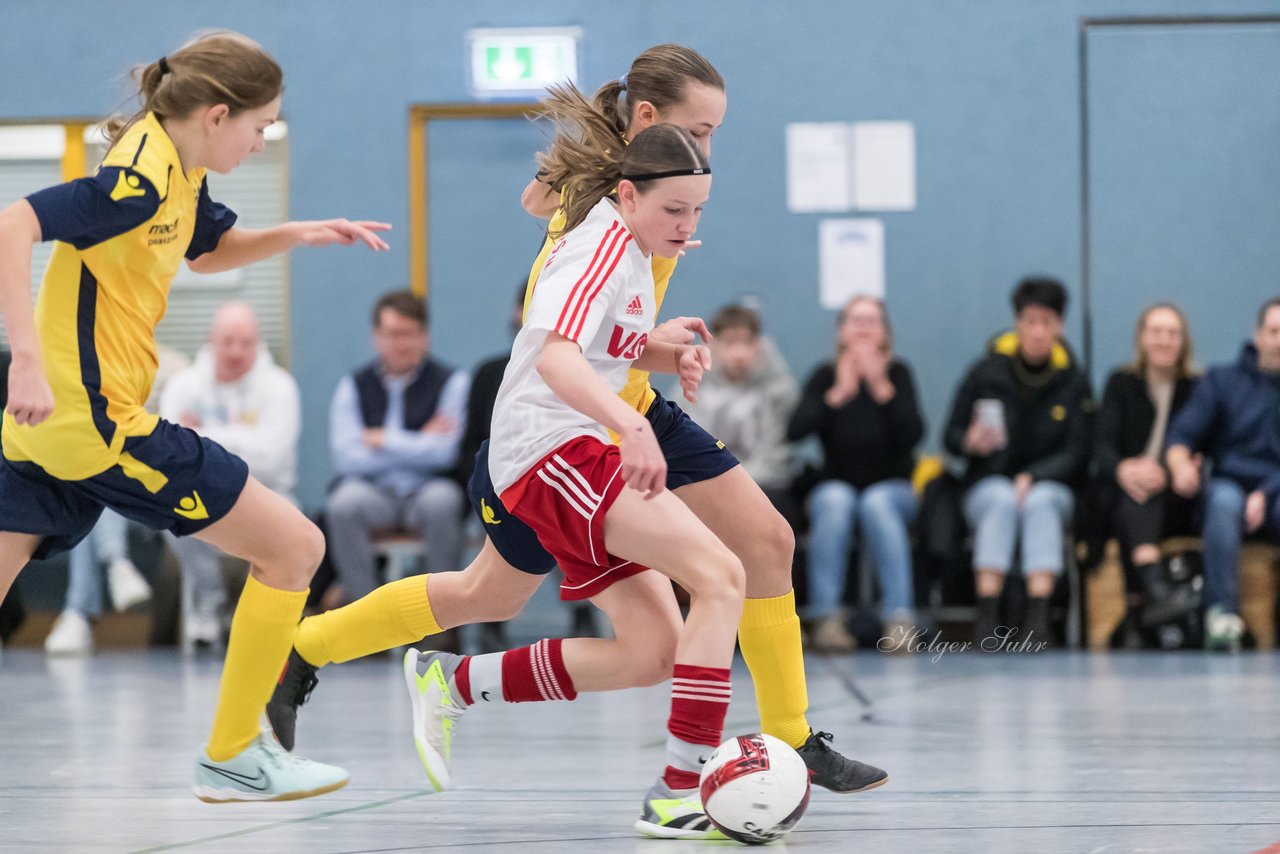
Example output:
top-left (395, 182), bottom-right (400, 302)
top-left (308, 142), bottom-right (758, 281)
top-left (698, 733), bottom-right (811, 844)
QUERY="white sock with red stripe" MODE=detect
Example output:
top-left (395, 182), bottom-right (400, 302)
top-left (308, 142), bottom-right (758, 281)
top-left (451, 638), bottom-right (578, 705)
top-left (663, 664), bottom-right (732, 790)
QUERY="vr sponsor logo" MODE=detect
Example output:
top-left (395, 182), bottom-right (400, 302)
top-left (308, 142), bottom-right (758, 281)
top-left (606, 325), bottom-right (647, 360)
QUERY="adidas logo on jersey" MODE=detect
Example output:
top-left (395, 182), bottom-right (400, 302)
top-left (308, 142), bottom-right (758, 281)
top-left (625, 295), bottom-right (644, 316)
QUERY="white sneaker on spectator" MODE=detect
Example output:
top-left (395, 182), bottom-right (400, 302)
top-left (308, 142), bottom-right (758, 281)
top-left (812, 614), bottom-right (856, 654)
top-left (45, 610), bottom-right (94, 656)
top-left (183, 612), bottom-right (224, 653)
top-left (1205, 606), bottom-right (1244, 653)
top-left (108, 557), bottom-right (151, 611)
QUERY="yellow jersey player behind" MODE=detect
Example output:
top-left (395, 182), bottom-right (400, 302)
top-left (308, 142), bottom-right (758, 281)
top-left (265, 45), bottom-right (887, 815)
top-left (0, 30), bottom-right (389, 802)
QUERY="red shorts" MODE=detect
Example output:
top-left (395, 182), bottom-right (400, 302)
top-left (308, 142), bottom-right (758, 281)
top-left (500, 436), bottom-right (650, 600)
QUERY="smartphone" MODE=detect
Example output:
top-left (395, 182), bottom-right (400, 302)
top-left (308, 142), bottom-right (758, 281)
top-left (974, 398), bottom-right (1006, 444)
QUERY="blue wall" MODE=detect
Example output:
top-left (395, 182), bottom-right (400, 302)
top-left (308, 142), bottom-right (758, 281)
top-left (3, 0), bottom-right (1278, 508)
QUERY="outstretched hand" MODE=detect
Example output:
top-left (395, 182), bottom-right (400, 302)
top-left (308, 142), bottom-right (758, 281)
top-left (295, 219), bottom-right (391, 251)
top-left (650, 316), bottom-right (713, 347)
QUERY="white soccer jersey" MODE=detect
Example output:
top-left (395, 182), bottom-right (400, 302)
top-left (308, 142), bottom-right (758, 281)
top-left (489, 198), bottom-right (655, 495)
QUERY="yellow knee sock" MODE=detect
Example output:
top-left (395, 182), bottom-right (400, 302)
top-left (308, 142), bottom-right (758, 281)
top-left (738, 590), bottom-right (811, 748)
top-left (294, 575), bottom-right (441, 667)
top-left (206, 575), bottom-right (307, 761)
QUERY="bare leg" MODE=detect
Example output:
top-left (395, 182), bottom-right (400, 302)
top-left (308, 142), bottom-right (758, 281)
top-left (195, 477), bottom-right (325, 588)
top-left (561, 570), bottom-right (683, 692)
top-left (427, 539), bottom-right (546, 628)
top-left (0, 532), bottom-right (41, 604)
top-left (674, 465), bottom-right (794, 598)
top-left (604, 487), bottom-right (744, 668)
top-left (193, 477), bottom-right (326, 760)
top-left (977, 568), bottom-right (1005, 598)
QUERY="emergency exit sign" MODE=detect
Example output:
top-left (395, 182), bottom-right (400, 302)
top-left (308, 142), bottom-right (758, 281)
top-left (468, 28), bottom-right (581, 98)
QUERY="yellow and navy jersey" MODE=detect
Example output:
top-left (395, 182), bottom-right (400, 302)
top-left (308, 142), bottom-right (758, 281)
top-left (3, 112), bottom-right (237, 480)
top-left (525, 202), bottom-right (678, 417)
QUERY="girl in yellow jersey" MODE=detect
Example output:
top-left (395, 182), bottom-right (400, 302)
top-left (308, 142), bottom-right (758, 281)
top-left (0, 31), bottom-right (389, 802)
top-left (269, 45), bottom-right (886, 805)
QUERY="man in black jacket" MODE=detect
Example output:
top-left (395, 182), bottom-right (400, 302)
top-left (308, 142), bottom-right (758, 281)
top-left (944, 278), bottom-right (1092, 645)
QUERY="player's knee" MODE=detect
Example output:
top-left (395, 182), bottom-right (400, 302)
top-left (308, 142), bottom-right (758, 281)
top-left (618, 622), bottom-right (678, 687)
top-left (459, 569), bottom-right (527, 621)
top-left (287, 519), bottom-right (327, 581)
top-left (488, 588), bottom-right (528, 622)
top-left (633, 646), bottom-right (678, 687)
top-left (689, 546), bottom-right (746, 605)
top-left (736, 509), bottom-right (795, 581)
top-left (762, 510), bottom-right (796, 567)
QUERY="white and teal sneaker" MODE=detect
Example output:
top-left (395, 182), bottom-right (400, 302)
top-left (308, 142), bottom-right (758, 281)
top-left (634, 780), bottom-right (725, 840)
top-left (404, 648), bottom-right (467, 792)
top-left (194, 732), bottom-right (348, 802)
top-left (1205, 606), bottom-right (1245, 653)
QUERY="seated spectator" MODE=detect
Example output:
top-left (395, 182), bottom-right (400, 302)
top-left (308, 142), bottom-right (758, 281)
top-left (326, 291), bottom-right (468, 605)
top-left (788, 296), bottom-right (924, 653)
top-left (944, 277), bottom-right (1091, 646)
top-left (1094, 304), bottom-right (1198, 637)
top-left (42, 511), bottom-right (149, 655)
top-left (1167, 296), bottom-right (1280, 652)
top-left (679, 304), bottom-right (799, 521)
top-left (160, 303), bottom-right (300, 650)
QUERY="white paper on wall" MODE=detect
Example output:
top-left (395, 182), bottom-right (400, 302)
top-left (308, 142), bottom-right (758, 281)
top-left (786, 123), bottom-right (855, 212)
top-left (819, 218), bottom-right (885, 308)
top-left (852, 121), bottom-right (916, 211)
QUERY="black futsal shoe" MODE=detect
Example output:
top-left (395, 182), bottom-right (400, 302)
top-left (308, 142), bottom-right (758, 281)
top-left (266, 648), bottom-right (319, 751)
top-left (797, 730), bottom-right (889, 793)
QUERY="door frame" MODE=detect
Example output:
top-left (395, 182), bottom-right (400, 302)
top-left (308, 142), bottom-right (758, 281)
top-left (407, 102), bottom-right (547, 298)
top-left (1077, 14), bottom-right (1280, 374)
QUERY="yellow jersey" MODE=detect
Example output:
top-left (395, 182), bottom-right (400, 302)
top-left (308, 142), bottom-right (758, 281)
top-left (526, 205), bottom-right (678, 416)
top-left (4, 113), bottom-right (237, 480)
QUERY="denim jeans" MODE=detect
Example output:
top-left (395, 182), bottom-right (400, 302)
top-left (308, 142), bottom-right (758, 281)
top-left (963, 475), bottom-right (1073, 575)
top-left (805, 479), bottom-right (917, 620)
top-left (1201, 477), bottom-right (1254, 613)
top-left (64, 509), bottom-right (129, 618)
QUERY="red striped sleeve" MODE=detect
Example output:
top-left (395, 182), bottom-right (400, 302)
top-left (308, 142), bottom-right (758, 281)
top-left (567, 234), bottom-right (633, 340)
top-left (554, 222), bottom-right (620, 337)
top-left (557, 225), bottom-right (628, 340)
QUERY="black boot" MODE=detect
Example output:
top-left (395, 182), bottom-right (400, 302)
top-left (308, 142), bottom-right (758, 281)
top-left (974, 596), bottom-right (1000, 647)
top-left (1137, 562), bottom-right (1199, 628)
top-left (1024, 596), bottom-right (1052, 648)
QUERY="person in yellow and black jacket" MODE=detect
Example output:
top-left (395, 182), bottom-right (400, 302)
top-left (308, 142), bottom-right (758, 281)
top-left (944, 277), bottom-right (1093, 646)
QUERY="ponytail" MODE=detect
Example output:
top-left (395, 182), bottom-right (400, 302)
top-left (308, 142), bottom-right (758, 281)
top-left (105, 30), bottom-right (283, 148)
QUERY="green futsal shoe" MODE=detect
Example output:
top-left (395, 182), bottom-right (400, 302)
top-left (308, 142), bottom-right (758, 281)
top-left (404, 648), bottom-right (467, 792)
top-left (634, 780), bottom-right (726, 840)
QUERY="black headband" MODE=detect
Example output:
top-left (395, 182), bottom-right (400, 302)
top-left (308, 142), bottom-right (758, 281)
top-left (620, 167), bottom-right (711, 182)
top-left (157, 56), bottom-right (171, 75)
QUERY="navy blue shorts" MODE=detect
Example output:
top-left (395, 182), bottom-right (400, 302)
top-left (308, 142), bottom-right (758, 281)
top-left (0, 419), bottom-right (249, 560)
top-left (644, 389), bottom-right (740, 489)
top-left (469, 389), bottom-right (740, 575)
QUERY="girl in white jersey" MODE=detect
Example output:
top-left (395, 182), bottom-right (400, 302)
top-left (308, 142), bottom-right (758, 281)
top-left (267, 46), bottom-right (885, 805)
top-left (408, 96), bottom-right (740, 839)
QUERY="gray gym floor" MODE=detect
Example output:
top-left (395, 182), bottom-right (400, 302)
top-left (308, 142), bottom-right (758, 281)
top-left (2, 634), bottom-right (1278, 852)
